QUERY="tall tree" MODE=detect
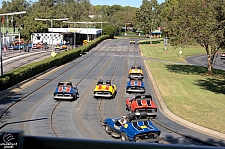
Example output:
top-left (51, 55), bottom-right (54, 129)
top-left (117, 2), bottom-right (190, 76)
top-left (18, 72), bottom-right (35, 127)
top-left (214, 0), bottom-right (225, 50)
top-left (136, 0), bottom-right (159, 44)
top-left (165, 0), bottom-right (218, 74)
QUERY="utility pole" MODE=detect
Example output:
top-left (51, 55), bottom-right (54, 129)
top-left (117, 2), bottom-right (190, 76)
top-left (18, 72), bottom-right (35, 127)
top-left (0, 11), bottom-right (26, 76)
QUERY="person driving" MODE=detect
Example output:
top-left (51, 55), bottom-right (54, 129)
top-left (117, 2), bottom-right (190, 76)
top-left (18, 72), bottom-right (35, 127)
top-left (120, 116), bottom-right (128, 125)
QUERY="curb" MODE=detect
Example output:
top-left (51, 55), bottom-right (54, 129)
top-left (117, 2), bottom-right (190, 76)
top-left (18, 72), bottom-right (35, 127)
top-left (139, 48), bottom-right (225, 141)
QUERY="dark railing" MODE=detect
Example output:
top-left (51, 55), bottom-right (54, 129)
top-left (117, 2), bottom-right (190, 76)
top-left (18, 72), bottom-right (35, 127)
top-left (0, 130), bottom-right (224, 149)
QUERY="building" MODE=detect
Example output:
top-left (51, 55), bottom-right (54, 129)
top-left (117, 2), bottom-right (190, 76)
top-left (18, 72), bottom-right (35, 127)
top-left (31, 27), bottom-right (102, 46)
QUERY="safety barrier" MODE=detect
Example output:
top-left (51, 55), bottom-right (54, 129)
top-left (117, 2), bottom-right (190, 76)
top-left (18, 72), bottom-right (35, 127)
top-left (0, 130), bottom-right (224, 149)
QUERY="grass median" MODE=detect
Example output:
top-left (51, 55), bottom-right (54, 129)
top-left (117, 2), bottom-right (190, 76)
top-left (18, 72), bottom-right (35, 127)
top-left (139, 41), bottom-right (225, 133)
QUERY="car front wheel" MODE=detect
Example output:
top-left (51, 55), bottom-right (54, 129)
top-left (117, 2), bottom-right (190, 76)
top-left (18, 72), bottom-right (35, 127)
top-left (134, 136), bottom-right (140, 142)
top-left (73, 95), bottom-right (77, 101)
top-left (105, 124), bottom-right (112, 134)
top-left (121, 132), bottom-right (129, 141)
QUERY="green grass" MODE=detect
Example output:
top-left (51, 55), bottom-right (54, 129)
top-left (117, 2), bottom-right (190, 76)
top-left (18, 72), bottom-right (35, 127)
top-left (140, 42), bottom-right (225, 133)
top-left (139, 41), bottom-right (206, 62)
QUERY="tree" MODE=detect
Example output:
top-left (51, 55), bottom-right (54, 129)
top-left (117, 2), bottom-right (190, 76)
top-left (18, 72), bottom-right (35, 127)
top-left (165, 0), bottom-right (219, 75)
top-left (214, 0), bottom-right (225, 50)
top-left (136, 0), bottom-right (159, 44)
top-left (103, 24), bottom-right (116, 38)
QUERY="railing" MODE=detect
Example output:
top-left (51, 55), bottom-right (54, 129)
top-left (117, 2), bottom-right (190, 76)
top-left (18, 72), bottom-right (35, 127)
top-left (0, 130), bottom-right (224, 149)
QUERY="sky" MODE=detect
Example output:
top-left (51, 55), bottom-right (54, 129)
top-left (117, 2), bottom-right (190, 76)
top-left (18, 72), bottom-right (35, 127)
top-left (90, 0), bottom-right (165, 7)
top-left (1, 0), bottom-right (165, 8)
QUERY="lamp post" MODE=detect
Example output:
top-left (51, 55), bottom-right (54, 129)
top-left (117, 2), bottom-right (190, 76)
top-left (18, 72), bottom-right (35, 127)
top-left (86, 23), bottom-right (88, 42)
top-left (0, 11), bottom-right (26, 76)
top-left (35, 18), bottom-right (68, 51)
top-left (99, 22), bottom-right (107, 36)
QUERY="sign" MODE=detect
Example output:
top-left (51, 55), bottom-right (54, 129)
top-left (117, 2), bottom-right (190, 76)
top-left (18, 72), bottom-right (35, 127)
top-left (69, 30), bottom-right (78, 33)
top-left (179, 50), bottom-right (182, 55)
top-left (51, 51), bottom-right (56, 57)
top-left (164, 37), bottom-right (168, 46)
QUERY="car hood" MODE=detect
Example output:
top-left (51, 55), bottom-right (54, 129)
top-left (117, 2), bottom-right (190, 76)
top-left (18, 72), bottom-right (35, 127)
top-left (54, 86), bottom-right (72, 93)
top-left (129, 69), bottom-right (143, 74)
top-left (125, 120), bottom-right (160, 134)
top-left (94, 85), bottom-right (114, 92)
top-left (132, 99), bottom-right (157, 109)
top-left (127, 80), bottom-right (144, 87)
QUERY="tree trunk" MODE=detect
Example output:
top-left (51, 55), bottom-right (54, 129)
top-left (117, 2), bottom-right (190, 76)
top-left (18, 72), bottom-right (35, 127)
top-left (207, 54), bottom-right (213, 75)
top-left (205, 45), bottom-right (213, 75)
top-left (149, 29), bottom-right (152, 44)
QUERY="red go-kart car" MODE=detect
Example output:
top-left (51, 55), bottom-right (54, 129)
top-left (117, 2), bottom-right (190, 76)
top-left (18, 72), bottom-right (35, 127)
top-left (125, 94), bottom-right (157, 118)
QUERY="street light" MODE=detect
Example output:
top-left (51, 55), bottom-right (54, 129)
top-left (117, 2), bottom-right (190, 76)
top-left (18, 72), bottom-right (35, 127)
top-left (34, 18), bottom-right (68, 51)
top-left (125, 22), bottom-right (131, 37)
top-left (97, 22), bottom-right (107, 36)
top-left (0, 11), bottom-right (26, 76)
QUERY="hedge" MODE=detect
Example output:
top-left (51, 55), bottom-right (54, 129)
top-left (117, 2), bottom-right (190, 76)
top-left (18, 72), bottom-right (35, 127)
top-left (0, 35), bottom-right (110, 91)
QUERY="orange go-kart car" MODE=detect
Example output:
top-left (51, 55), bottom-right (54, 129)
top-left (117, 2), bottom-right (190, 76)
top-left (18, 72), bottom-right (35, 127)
top-left (125, 94), bottom-right (157, 118)
top-left (32, 43), bottom-right (44, 49)
top-left (128, 65), bottom-right (144, 79)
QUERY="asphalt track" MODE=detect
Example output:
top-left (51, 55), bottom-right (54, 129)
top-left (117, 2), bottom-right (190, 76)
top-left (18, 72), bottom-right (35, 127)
top-left (0, 39), bottom-right (225, 146)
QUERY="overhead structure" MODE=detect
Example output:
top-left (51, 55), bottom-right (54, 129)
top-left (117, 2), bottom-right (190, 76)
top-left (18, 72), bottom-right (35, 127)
top-left (35, 18), bottom-right (68, 51)
top-left (65, 21), bottom-right (107, 40)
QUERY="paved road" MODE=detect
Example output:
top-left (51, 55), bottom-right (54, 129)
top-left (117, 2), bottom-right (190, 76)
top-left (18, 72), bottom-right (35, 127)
top-left (186, 54), bottom-right (225, 71)
top-left (0, 40), bottom-right (224, 146)
top-left (0, 49), bottom-right (68, 74)
top-left (1, 49), bottom-right (51, 74)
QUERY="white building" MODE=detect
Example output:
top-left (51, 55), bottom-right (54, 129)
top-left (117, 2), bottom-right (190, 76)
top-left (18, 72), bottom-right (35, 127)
top-left (31, 33), bottom-right (63, 45)
top-left (31, 28), bottom-right (102, 46)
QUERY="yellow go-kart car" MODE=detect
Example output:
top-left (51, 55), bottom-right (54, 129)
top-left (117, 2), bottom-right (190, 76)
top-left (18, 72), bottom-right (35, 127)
top-left (55, 45), bottom-right (67, 50)
top-left (128, 65), bottom-right (144, 79)
top-left (93, 79), bottom-right (117, 99)
top-left (130, 39), bottom-right (135, 44)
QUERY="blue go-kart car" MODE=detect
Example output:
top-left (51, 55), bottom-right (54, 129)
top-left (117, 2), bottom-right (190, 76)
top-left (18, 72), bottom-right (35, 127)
top-left (53, 81), bottom-right (79, 102)
top-left (126, 78), bottom-right (145, 94)
top-left (103, 112), bottom-right (161, 142)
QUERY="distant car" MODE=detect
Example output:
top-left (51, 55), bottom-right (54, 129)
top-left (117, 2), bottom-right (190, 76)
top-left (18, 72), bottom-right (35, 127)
top-left (53, 81), bottom-right (79, 102)
top-left (32, 43), bottom-right (44, 49)
top-left (8, 45), bottom-right (14, 50)
top-left (103, 112), bottom-right (161, 142)
top-left (55, 45), bottom-right (67, 50)
top-left (126, 78), bottom-right (145, 94)
top-left (13, 40), bottom-right (24, 45)
top-left (125, 94), bottom-right (157, 118)
top-left (10, 44), bottom-right (24, 50)
top-left (130, 39), bottom-right (135, 44)
top-left (93, 79), bottom-right (117, 99)
top-left (221, 52), bottom-right (225, 60)
top-left (128, 65), bottom-right (144, 79)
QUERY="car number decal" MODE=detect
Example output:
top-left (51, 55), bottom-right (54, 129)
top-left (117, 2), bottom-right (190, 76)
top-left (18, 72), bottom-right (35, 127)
top-left (140, 125), bottom-right (147, 129)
